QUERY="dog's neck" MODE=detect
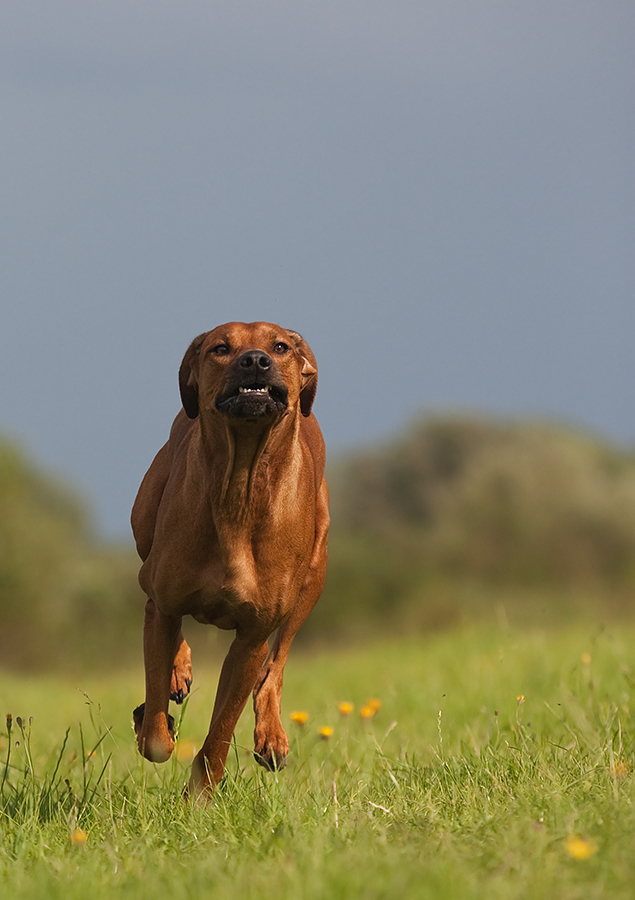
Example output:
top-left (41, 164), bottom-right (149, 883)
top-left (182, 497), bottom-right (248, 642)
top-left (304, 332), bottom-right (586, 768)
top-left (219, 422), bottom-right (271, 513)
top-left (199, 413), bottom-right (298, 525)
top-left (194, 414), bottom-right (300, 601)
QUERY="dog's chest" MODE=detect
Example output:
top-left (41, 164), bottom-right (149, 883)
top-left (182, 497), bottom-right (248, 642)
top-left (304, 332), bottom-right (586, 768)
top-left (197, 534), bottom-right (305, 627)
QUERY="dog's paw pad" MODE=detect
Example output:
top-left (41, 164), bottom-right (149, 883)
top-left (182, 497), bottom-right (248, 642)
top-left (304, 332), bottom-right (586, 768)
top-left (133, 703), bottom-right (145, 731)
top-left (133, 704), bottom-right (175, 742)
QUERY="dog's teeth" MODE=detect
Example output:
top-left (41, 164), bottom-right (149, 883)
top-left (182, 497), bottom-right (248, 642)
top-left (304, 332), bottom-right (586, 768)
top-left (238, 386), bottom-right (271, 394)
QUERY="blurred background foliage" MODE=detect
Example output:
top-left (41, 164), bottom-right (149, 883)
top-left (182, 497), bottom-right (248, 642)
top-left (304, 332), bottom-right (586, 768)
top-left (0, 414), bottom-right (634, 670)
top-left (319, 416), bottom-right (635, 639)
top-left (0, 438), bottom-right (141, 671)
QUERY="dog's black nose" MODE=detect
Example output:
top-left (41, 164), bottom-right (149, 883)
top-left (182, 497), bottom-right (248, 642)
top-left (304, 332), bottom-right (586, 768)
top-left (238, 350), bottom-right (273, 371)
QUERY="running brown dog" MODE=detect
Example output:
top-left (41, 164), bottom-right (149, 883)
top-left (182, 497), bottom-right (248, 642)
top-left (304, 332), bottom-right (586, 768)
top-left (131, 321), bottom-right (328, 794)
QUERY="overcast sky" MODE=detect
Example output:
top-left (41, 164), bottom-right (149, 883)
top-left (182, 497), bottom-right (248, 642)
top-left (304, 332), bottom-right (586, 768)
top-left (0, 1), bottom-right (633, 537)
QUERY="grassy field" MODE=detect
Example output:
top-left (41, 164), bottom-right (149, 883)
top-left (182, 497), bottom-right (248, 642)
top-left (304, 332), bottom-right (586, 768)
top-left (1, 621), bottom-right (634, 899)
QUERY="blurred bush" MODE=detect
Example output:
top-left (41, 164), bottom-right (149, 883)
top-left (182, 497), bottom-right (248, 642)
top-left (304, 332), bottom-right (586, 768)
top-left (313, 415), bottom-right (635, 637)
top-left (0, 436), bottom-right (142, 671)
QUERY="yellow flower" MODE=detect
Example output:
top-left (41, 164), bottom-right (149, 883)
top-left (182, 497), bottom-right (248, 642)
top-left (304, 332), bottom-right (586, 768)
top-left (290, 711), bottom-right (309, 726)
top-left (581, 652), bottom-right (592, 665)
top-left (610, 760), bottom-right (629, 779)
top-left (338, 702), bottom-right (354, 716)
top-left (565, 835), bottom-right (596, 860)
top-left (318, 726), bottom-right (333, 739)
top-left (70, 829), bottom-right (88, 845)
top-left (516, 695), bottom-right (525, 703)
top-left (360, 705), bottom-right (376, 719)
top-left (367, 698), bottom-right (382, 712)
top-left (176, 739), bottom-right (197, 760)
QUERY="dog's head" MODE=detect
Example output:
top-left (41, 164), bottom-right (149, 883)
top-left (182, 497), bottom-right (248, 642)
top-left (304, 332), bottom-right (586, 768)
top-left (178, 322), bottom-right (318, 422)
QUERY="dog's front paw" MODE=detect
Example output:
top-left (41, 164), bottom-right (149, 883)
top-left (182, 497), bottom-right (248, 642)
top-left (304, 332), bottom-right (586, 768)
top-left (170, 639), bottom-right (193, 704)
top-left (253, 734), bottom-right (289, 772)
top-left (133, 703), bottom-right (176, 762)
top-left (170, 678), bottom-right (192, 705)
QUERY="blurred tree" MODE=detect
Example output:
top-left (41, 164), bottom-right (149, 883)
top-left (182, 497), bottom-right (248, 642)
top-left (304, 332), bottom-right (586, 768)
top-left (0, 436), bottom-right (141, 670)
top-left (318, 416), bottom-right (635, 635)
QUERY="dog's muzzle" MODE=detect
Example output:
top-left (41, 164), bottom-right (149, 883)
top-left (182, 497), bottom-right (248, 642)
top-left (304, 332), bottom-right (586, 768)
top-left (215, 351), bottom-right (289, 418)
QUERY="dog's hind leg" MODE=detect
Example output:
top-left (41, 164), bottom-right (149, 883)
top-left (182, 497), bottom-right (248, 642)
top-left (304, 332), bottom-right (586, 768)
top-left (251, 604), bottom-right (316, 771)
top-left (170, 633), bottom-right (193, 704)
top-left (252, 481), bottom-right (329, 771)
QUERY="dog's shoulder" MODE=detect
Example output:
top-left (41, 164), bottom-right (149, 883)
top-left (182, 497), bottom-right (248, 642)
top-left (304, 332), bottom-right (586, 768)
top-left (131, 410), bottom-right (197, 561)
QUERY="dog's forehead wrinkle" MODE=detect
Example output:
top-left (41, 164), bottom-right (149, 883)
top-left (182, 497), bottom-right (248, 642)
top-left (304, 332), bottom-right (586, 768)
top-left (212, 321), bottom-right (288, 348)
top-left (201, 331), bottom-right (230, 353)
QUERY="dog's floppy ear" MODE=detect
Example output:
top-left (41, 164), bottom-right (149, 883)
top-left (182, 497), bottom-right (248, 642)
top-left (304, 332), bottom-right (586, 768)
top-left (178, 333), bottom-right (209, 418)
top-left (286, 330), bottom-right (318, 417)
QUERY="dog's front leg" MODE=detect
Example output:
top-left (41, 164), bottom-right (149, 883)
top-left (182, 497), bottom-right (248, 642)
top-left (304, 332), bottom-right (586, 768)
top-left (133, 598), bottom-right (182, 763)
top-left (189, 633), bottom-right (269, 796)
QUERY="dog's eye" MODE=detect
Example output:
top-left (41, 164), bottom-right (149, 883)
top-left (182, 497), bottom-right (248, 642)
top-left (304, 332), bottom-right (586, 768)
top-left (273, 342), bottom-right (289, 354)
top-left (209, 343), bottom-right (230, 356)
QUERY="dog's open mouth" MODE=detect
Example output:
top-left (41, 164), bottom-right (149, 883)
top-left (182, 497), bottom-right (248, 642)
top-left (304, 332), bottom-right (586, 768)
top-left (216, 383), bottom-right (288, 418)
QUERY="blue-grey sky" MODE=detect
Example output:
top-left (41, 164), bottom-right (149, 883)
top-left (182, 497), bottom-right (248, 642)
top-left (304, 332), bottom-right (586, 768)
top-left (1, 1), bottom-right (633, 536)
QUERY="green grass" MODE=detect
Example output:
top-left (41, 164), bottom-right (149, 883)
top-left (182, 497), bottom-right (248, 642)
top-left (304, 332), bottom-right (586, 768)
top-left (1, 623), bottom-right (635, 898)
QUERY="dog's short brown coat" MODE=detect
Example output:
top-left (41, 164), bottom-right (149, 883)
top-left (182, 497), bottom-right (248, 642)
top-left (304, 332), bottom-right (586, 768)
top-left (131, 322), bottom-right (328, 793)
